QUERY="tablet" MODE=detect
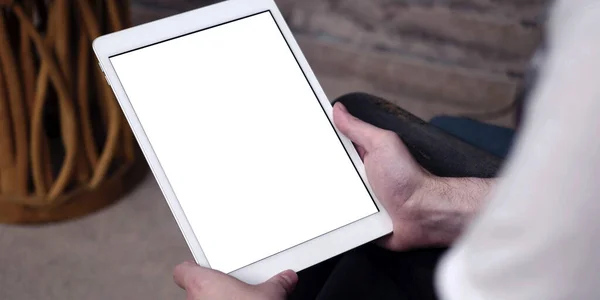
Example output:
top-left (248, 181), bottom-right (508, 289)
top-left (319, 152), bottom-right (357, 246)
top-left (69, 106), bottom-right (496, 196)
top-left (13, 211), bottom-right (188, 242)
top-left (93, 0), bottom-right (392, 284)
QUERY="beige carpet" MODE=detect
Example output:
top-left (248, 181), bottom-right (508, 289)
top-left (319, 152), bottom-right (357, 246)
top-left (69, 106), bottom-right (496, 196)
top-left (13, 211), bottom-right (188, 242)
top-left (0, 175), bottom-right (188, 299)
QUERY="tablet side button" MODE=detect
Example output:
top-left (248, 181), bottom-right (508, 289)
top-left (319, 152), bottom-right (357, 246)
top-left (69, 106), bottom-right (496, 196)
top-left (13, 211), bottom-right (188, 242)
top-left (98, 62), bottom-right (111, 86)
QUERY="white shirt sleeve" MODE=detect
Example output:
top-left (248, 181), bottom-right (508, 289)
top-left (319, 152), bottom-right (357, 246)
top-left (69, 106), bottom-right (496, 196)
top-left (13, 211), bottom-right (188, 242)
top-left (437, 1), bottom-right (600, 299)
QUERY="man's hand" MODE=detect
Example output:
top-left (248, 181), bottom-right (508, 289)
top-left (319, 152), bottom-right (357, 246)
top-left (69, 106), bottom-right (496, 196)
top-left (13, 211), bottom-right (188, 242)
top-left (173, 261), bottom-right (297, 300)
top-left (171, 102), bottom-right (494, 298)
top-left (333, 102), bottom-right (493, 250)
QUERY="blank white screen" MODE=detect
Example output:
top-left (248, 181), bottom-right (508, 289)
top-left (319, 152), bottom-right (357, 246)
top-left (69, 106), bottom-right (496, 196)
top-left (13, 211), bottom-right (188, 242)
top-left (110, 11), bottom-right (378, 274)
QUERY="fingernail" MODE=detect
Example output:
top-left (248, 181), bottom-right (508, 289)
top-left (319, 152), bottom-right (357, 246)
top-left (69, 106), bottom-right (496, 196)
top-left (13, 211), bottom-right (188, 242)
top-left (281, 270), bottom-right (297, 287)
top-left (282, 274), bottom-right (293, 286)
top-left (337, 103), bottom-right (348, 113)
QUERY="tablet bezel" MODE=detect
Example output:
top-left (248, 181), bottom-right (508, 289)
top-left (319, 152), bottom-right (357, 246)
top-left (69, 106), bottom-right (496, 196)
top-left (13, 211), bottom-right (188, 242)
top-left (93, 0), bottom-right (393, 284)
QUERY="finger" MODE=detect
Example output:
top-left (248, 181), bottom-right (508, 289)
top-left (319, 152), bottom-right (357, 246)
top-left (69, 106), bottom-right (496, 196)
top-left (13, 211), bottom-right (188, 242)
top-left (258, 270), bottom-right (298, 298)
top-left (355, 143), bottom-right (367, 161)
top-left (173, 261), bottom-right (207, 290)
top-left (333, 102), bottom-right (389, 151)
top-left (374, 234), bottom-right (395, 249)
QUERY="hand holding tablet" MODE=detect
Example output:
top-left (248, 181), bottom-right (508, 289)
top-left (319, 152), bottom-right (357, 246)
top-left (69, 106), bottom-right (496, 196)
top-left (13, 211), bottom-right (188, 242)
top-left (93, 0), bottom-right (394, 285)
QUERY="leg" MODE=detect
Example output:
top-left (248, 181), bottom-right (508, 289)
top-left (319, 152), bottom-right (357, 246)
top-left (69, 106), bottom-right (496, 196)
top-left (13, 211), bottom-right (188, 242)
top-left (430, 116), bottom-right (515, 159)
top-left (332, 93), bottom-right (503, 178)
top-left (315, 245), bottom-right (445, 300)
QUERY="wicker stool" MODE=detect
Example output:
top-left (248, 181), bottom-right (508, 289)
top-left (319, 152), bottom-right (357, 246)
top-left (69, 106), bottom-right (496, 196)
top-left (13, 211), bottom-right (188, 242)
top-left (0, 0), bottom-right (147, 224)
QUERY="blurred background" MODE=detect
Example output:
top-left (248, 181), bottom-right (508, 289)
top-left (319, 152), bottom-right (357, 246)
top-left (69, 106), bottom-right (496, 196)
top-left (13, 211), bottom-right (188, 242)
top-left (0, 0), bottom-right (548, 299)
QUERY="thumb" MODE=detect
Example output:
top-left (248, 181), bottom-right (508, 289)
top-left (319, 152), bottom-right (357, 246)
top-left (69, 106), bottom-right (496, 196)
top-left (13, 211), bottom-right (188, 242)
top-left (257, 270), bottom-right (298, 298)
top-left (333, 102), bottom-right (388, 151)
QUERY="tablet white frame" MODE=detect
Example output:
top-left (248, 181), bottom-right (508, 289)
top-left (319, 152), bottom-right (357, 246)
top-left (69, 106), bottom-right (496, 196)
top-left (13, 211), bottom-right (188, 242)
top-left (93, 0), bottom-right (393, 284)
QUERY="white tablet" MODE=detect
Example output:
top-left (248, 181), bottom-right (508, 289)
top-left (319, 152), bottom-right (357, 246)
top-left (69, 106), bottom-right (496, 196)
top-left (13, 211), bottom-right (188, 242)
top-left (93, 0), bottom-right (392, 284)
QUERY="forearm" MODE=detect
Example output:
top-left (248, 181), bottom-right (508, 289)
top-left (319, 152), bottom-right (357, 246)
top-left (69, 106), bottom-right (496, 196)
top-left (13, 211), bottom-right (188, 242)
top-left (408, 176), bottom-right (495, 246)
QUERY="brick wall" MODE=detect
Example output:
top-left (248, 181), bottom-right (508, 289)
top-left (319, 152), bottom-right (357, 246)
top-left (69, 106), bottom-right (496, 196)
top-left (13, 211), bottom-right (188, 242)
top-left (131, 0), bottom-right (550, 126)
top-left (276, 0), bottom-right (549, 117)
